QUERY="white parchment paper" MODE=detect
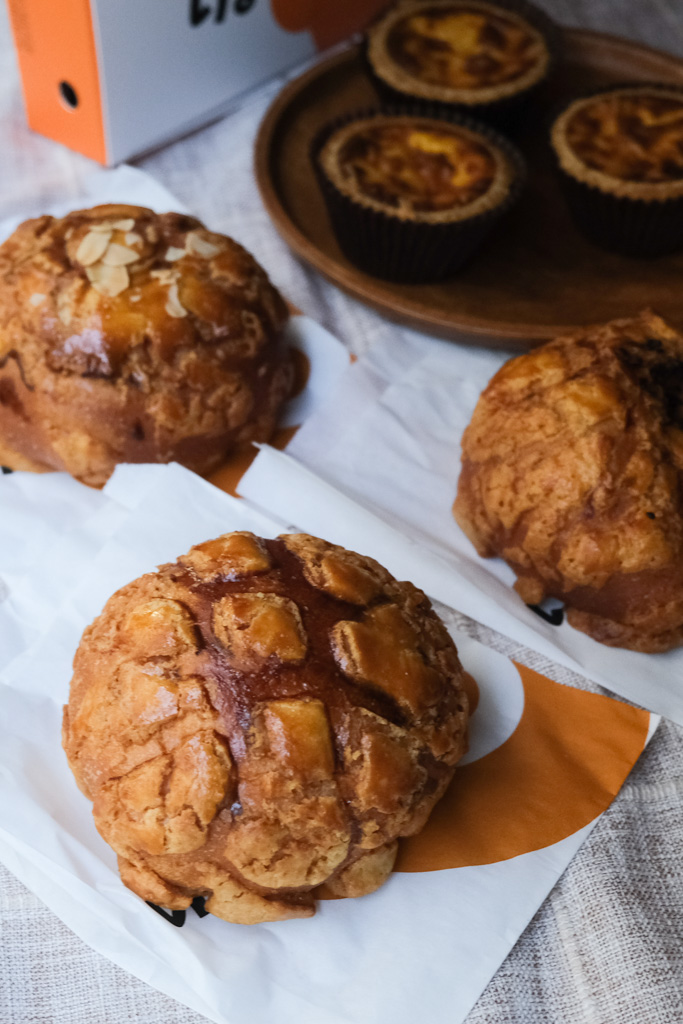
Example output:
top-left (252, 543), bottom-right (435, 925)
top-left (0, 462), bottom-right (655, 1024)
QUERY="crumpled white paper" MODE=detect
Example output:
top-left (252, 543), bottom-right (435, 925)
top-left (0, 462), bottom-right (655, 1024)
top-left (0, 472), bottom-right (126, 668)
top-left (238, 327), bottom-right (683, 726)
top-left (0, 164), bottom-right (190, 244)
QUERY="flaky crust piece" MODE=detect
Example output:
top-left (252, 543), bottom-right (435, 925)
top-left (0, 204), bottom-right (291, 485)
top-left (454, 311), bottom-right (683, 652)
top-left (63, 532), bottom-right (469, 923)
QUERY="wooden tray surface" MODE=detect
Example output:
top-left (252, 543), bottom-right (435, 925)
top-left (256, 30), bottom-right (683, 348)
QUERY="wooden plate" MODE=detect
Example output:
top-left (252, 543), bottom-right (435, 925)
top-left (255, 30), bottom-right (683, 348)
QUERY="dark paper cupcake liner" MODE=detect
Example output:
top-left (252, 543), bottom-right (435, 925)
top-left (556, 170), bottom-right (683, 258)
top-left (363, 0), bottom-right (563, 129)
top-left (550, 82), bottom-right (683, 258)
top-left (312, 105), bottom-right (526, 283)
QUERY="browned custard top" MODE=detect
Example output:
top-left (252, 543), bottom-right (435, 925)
top-left (386, 5), bottom-right (545, 90)
top-left (337, 123), bottom-right (498, 213)
top-left (566, 93), bottom-right (683, 183)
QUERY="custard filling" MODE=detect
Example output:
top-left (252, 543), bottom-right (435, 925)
top-left (566, 94), bottom-right (683, 184)
top-left (387, 7), bottom-right (544, 90)
top-left (338, 124), bottom-right (497, 212)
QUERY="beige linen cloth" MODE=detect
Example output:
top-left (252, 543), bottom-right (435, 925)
top-left (1, 1), bottom-right (683, 1021)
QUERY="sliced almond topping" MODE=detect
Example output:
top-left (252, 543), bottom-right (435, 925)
top-left (130, 293), bottom-right (142, 303)
top-left (185, 231), bottom-right (221, 259)
top-left (76, 229), bottom-right (112, 266)
top-left (86, 263), bottom-right (129, 297)
top-left (89, 221), bottom-right (116, 233)
top-left (102, 242), bottom-right (139, 266)
top-left (58, 305), bottom-right (73, 327)
top-left (151, 268), bottom-right (176, 285)
top-left (113, 218), bottom-right (135, 231)
top-left (29, 293), bottom-right (47, 306)
top-left (125, 231), bottom-right (143, 247)
top-left (165, 246), bottom-right (186, 262)
top-left (165, 282), bottom-right (187, 318)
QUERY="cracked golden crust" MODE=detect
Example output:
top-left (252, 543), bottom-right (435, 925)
top-left (282, 533), bottom-right (390, 603)
top-left (64, 532), bottom-right (469, 923)
top-left (179, 532), bottom-right (271, 579)
top-left (0, 204), bottom-right (291, 485)
top-left (454, 310), bottom-right (683, 652)
top-left (317, 840), bottom-right (399, 898)
top-left (212, 593), bottom-right (308, 668)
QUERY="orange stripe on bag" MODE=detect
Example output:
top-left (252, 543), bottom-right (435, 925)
top-left (7, 0), bottom-right (107, 163)
top-left (396, 663), bottom-right (650, 871)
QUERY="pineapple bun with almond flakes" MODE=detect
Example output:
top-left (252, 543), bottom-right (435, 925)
top-left (62, 531), bottom-right (470, 924)
top-left (0, 204), bottom-right (292, 486)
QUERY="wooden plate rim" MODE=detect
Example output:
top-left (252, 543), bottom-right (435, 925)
top-left (255, 28), bottom-right (683, 343)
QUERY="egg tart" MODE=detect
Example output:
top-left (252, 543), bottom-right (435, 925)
top-left (551, 84), bottom-right (683, 256)
top-left (314, 110), bottom-right (524, 281)
top-left (365, 0), bottom-right (559, 119)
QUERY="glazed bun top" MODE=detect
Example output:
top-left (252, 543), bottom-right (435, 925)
top-left (0, 204), bottom-right (291, 484)
top-left (3, 203), bottom-right (288, 378)
top-left (454, 310), bottom-right (683, 652)
top-left (63, 532), bottom-right (469, 923)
